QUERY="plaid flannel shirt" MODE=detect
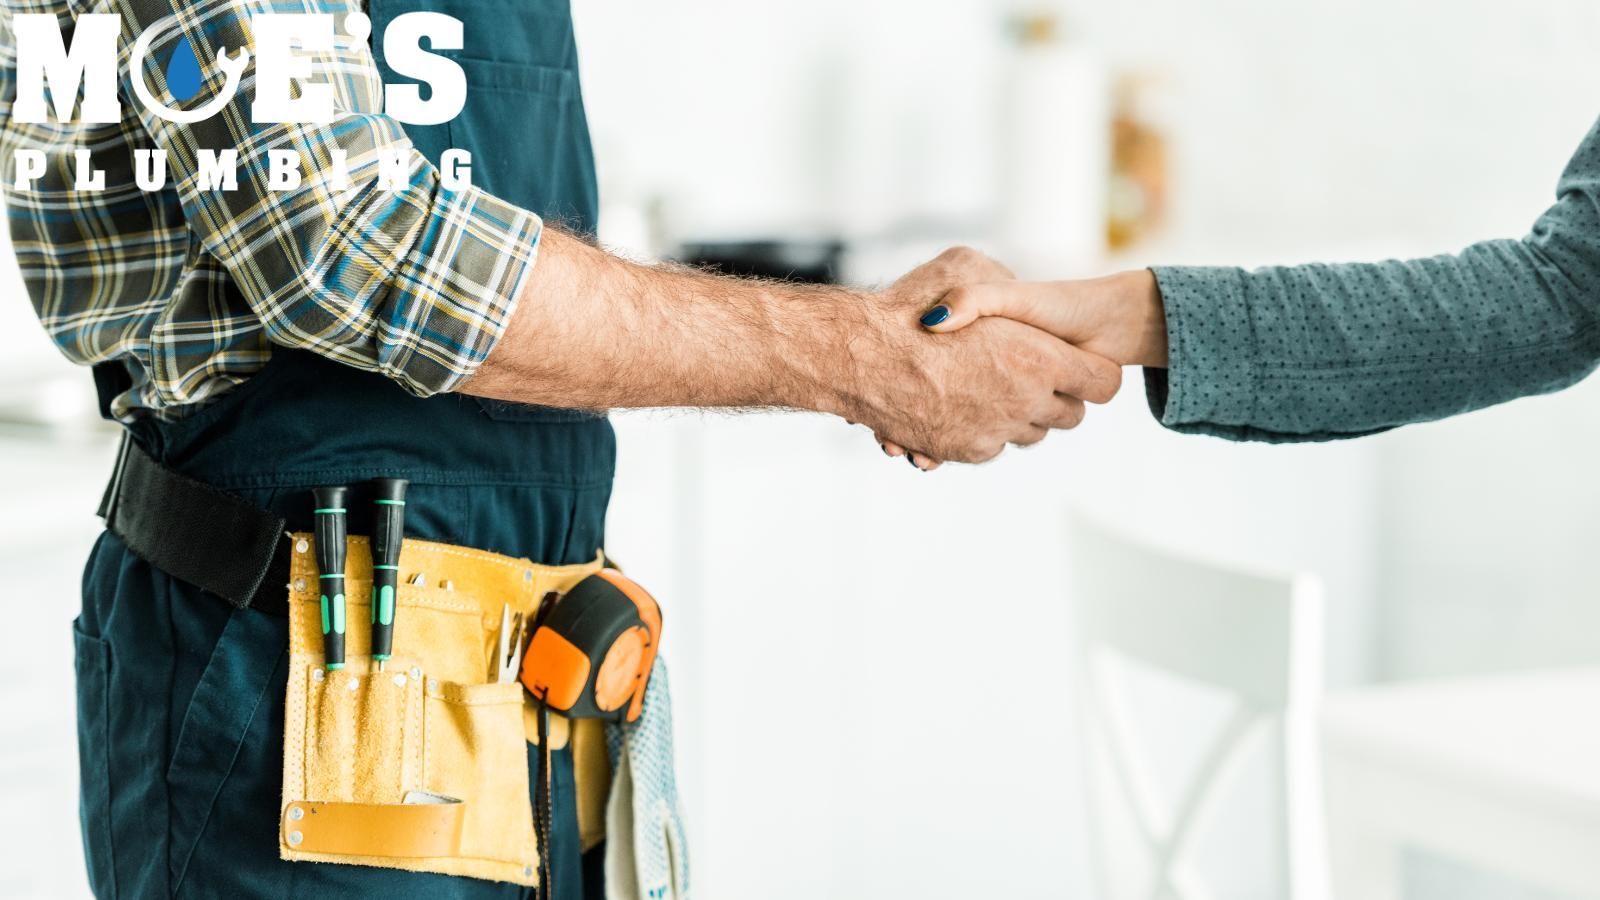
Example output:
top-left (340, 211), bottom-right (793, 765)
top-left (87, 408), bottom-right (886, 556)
top-left (1, 0), bottom-right (542, 420)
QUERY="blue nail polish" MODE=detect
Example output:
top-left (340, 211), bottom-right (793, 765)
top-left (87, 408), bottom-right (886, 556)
top-left (920, 305), bottom-right (950, 327)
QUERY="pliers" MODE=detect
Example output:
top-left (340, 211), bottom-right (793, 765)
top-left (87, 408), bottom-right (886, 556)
top-left (493, 603), bottom-right (527, 684)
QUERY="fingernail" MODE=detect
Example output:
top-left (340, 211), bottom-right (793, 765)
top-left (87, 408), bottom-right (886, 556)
top-left (907, 455), bottom-right (920, 470)
top-left (919, 305), bottom-right (950, 327)
top-left (880, 443), bottom-right (891, 456)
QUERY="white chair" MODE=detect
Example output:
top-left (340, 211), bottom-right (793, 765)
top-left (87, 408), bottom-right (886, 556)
top-left (1067, 514), bottom-right (1329, 900)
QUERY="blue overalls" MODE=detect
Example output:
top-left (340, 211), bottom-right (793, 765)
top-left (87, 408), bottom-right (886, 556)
top-left (72, 1), bottom-right (611, 896)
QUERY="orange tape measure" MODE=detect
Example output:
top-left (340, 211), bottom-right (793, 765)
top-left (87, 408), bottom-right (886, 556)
top-left (520, 569), bottom-right (662, 722)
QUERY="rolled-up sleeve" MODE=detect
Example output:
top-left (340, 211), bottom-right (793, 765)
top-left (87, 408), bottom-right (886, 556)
top-left (1145, 114), bottom-right (1600, 443)
top-left (119, 0), bottom-right (539, 396)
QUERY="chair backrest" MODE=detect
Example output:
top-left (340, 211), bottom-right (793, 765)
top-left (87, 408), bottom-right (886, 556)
top-left (1067, 513), bottom-right (1328, 900)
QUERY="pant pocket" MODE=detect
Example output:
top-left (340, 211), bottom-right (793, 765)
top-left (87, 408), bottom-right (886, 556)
top-left (164, 607), bottom-right (286, 894)
top-left (72, 618), bottom-right (117, 900)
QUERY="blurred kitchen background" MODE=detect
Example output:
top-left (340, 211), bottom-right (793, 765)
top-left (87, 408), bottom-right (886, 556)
top-left (6, 0), bottom-right (1600, 897)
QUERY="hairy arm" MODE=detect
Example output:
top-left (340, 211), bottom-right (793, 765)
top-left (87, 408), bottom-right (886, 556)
top-left (466, 236), bottom-right (1123, 463)
top-left (465, 229), bottom-right (857, 413)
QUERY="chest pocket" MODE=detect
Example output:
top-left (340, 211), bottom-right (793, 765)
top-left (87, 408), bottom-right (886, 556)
top-left (367, 0), bottom-right (599, 233)
top-left (367, 0), bottom-right (603, 425)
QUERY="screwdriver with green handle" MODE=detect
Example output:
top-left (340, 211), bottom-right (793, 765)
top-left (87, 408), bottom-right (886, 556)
top-left (370, 478), bottom-right (407, 672)
top-left (312, 486), bottom-right (349, 670)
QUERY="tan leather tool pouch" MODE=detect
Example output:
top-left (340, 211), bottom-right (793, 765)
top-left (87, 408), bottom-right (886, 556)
top-left (278, 533), bottom-right (607, 886)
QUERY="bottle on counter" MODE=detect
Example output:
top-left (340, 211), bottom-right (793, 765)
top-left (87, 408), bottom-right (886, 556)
top-left (998, 11), bottom-right (1110, 276)
top-left (1106, 72), bottom-right (1171, 252)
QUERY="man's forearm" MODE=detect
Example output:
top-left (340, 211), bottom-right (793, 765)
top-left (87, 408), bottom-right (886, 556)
top-left (464, 228), bottom-right (861, 414)
top-left (464, 237), bottom-right (1123, 464)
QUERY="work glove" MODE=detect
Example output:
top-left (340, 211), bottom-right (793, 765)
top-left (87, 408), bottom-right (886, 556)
top-left (604, 660), bottom-right (691, 900)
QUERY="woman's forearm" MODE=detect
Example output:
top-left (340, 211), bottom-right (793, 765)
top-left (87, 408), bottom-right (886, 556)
top-left (1143, 116), bottom-right (1600, 443)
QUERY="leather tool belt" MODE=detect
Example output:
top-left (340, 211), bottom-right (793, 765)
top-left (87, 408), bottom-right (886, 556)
top-left (99, 438), bottom-right (613, 887)
top-left (280, 534), bottom-right (609, 885)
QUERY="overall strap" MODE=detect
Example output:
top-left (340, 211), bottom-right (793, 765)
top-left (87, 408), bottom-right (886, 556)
top-left (100, 434), bottom-right (291, 614)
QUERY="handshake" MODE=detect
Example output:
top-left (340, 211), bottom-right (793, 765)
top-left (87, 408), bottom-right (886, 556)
top-left (839, 246), bottom-right (1170, 469)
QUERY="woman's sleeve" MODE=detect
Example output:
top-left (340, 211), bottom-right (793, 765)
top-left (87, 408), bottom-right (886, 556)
top-left (1145, 115), bottom-right (1600, 443)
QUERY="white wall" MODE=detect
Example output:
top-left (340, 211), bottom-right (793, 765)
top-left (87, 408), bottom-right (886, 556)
top-left (575, 1), bottom-right (1600, 898)
top-left (0, 437), bottom-right (113, 900)
top-left (1061, 0), bottom-right (1600, 677)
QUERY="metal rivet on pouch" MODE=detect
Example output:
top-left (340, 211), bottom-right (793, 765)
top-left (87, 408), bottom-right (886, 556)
top-left (293, 578), bottom-right (306, 592)
top-left (312, 669), bottom-right (325, 682)
top-left (393, 674), bottom-right (407, 688)
top-left (524, 866), bottom-right (533, 878)
top-left (441, 579), bottom-right (454, 591)
top-left (524, 570), bottom-right (532, 582)
top-left (295, 539), bottom-right (309, 554)
top-left (288, 831), bottom-right (303, 846)
top-left (289, 806), bottom-right (304, 821)
top-left (410, 666), bottom-right (422, 680)
top-left (409, 572), bottom-right (427, 586)
top-left (347, 678), bottom-right (359, 692)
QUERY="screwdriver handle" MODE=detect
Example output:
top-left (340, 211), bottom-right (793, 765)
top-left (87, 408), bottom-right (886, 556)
top-left (370, 478), bottom-right (408, 663)
top-left (313, 486), bottom-right (348, 670)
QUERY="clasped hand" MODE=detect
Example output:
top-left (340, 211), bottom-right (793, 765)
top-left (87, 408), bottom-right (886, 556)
top-left (850, 247), bottom-right (1168, 469)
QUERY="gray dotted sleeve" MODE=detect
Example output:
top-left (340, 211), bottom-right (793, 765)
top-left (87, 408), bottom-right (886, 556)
top-left (1145, 115), bottom-right (1600, 443)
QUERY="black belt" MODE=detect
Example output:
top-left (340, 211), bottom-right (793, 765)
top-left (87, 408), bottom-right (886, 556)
top-left (98, 436), bottom-right (291, 616)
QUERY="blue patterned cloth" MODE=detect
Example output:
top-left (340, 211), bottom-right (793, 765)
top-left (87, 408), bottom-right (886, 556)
top-left (1147, 114), bottom-right (1600, 442)
top-left (605, 661), bottom-right (692, 900)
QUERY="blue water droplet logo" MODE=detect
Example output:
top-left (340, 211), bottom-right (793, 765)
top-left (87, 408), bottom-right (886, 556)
top-left (164, 37), bottom-right (203, 102)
